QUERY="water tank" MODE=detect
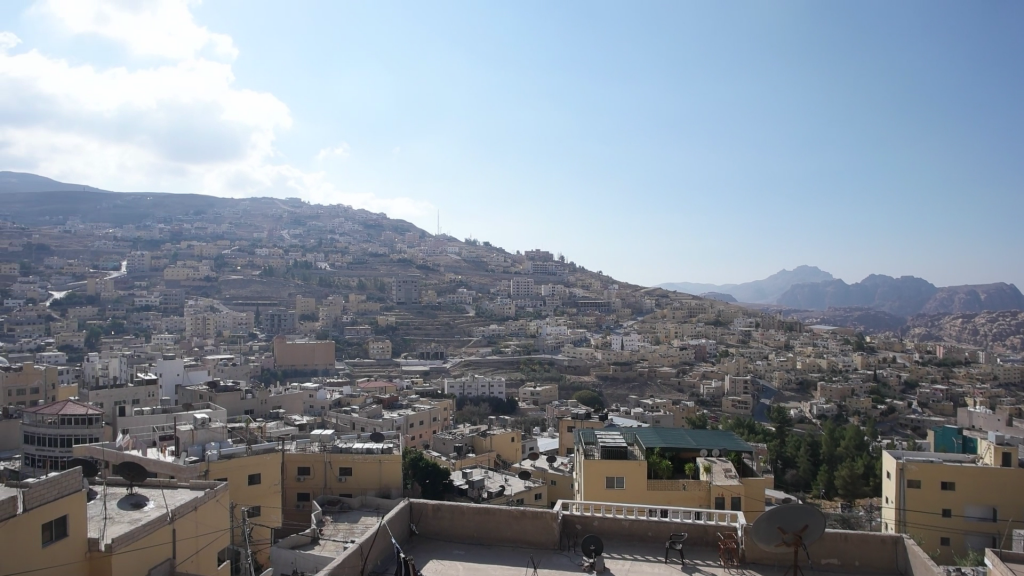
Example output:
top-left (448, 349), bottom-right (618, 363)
top-left (207, 451), bottom-right (219, 462)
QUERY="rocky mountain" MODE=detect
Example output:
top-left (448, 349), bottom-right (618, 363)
top-left (658, 265), bottom-right (834, 303)
top-left (787, 307), bottom-right (909, 334)
top-left (904, 311), bottom-right (1024, 353)
top-left (777, 275), bottom-right (1024, 316)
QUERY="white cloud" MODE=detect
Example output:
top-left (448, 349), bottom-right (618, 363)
top-left (33, 0), bottom-right (237, 61)
top-left (0, 32), bottom-right (20, 52)
top-left (315, 143), bottom-right (351, 161)
top-left (0, 1), bottom-right (433, 223)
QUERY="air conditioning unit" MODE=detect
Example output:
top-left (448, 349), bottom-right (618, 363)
top-left (337, 476), bottom-right (347, 482)
top-left (297, 476), bottom-right (306, 482)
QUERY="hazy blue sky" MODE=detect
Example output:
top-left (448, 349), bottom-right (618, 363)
top-left (1, 1), bottom-right (1021, 288)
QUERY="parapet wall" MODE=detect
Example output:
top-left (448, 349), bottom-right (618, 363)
top-left (411, 500), bottom-right (560, 549)
top-left (744, 529), bottom-right (942, 576)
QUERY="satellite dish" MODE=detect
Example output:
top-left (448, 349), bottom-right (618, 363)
top-left (712, 449), bottom-right (721, 457)
top-left (750, 504), bottom-right (826, 576)
top-left (581, 534), bottom-right (605, 559)
top-left (699, 449), bottom-right (708, 457)
top-left (517, 470), bottom-right (532, 481)
top-left (369, 432), bottom-right (385, 443)
top-left (528, 451), bottom-right (540, 461)
top-left (113, 461), bottom-right (150, 495)
top-left (68, 458), bottom-right (99, 479)
top-left (545, 455), bottom-right (558, 464)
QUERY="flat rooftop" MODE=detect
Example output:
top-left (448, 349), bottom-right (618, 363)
top-left (293, 509), bottom-right (383, 558)
top-left (379, 539), bottom-right (891, 576)
top-left (87, 483), bottom-right (210, 546)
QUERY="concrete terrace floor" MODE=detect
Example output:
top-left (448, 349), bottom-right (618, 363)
top-left (379, 539), bottom-right (893, 576)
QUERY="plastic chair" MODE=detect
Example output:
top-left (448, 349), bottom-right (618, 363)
top-left (665, 532), bottom-right (688, 564)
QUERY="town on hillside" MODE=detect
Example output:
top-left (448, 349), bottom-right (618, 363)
top-left (1, 197), bottom-right (1022, 575)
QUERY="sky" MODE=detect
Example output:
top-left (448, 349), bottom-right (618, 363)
top-left (0, 1), bottom-right (1022, 289)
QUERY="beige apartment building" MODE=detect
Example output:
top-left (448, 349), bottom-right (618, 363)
top-left (573, 428), bottom-right (773, 522)
top-left (273, 335), bottom-right (336, 371)
top-left (0, 467), bottom-right (231, 576)
top-left (517, 383), bottom-right (558, 406)
top-left (882, 438), bottom-right (1024, 563)
top-left (1, 362), bottom-right (61, 407)
top-left (368, 339), bottom-right (392, 360)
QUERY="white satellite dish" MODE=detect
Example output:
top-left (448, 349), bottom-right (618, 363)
top-left (750, 504), bottom-right (826, 576)
top-left (699, 449), bottom-right (708, 457)
top-left (711, 448), bottom-right (721, 457)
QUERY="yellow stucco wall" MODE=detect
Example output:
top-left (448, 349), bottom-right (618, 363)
top-left (0, 490), bottom-right (90, 576)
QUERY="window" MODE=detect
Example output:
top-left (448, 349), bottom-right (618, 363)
top-left (906, 479), bottom-right (921, 489)
top-left (30, 387), bottom-right (40, 395)
top-left (942, 509), bottom-right (952, 518)
top-left (534, 493), bottom-right (543, 501)
top-left (297, 466), bottom-right (311, 477)
top-left (244, 409), bottom-right (255, 416)
top-left (42, 515), bottom-right (68, 546)
top-left (247, 473), bottom-right (261, 486)
top-left (297, 492), bottom-right (311, 502)
top-left (886, 471), bottom-right (891, 480)
top-left (941, 482), bottom-right (956, 491)
top-left (338, 467), bottom-right (353, 477)
top-left (714, 497), bottom-right (726, 510)
top-left (567, 426), bottom-right (575, 433)
top-left (731, 497), bottom-right (742, 511)
top-left (131, 398), bottom-right (140, 405)
top-left (245, 506), bottom-right (261, 518)
top-left (940, 537), bottom-right (950, 547)
top-left (550, 480), bottom-right (557, 486)
top-left (605, 476), bottom-right (625, 489)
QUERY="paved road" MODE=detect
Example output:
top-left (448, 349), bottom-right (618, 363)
top-left (753, 379), bottom-right (778, 423)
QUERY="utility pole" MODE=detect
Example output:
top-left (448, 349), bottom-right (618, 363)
top-left (241, 507), bottom-right (256, 576)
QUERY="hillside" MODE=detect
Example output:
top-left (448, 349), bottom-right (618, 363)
top-left (904, 311), bottom-right (1024, 353)
top-left (658, 265), bottom-right (833, 303)
top-left (0, 171), bottom-right (108, 194)
top-left (777, 275), bottom-right (1024, 316)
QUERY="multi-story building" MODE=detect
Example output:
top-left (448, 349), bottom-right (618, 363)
top-left (510, 276), bottom-right (535, 299)
top-left (573, 427), bottom-right (773, 521)
top-left (263, 308), bottom-right (297, 334)
top-left (1, 361), bottom-right (61, 407)
top-left (513, 454), bottom-right (574, 508)
top-left (722, 394), bottom-right (754, 415)
top-left (443, 375), bottom-right (506, 399)
top-left (882, 437), bottom-right (1024, 563)
top-left (392, 274), bottom-right (421, 304)
top-left (125, 251), bottom-right (151, 273)
top-left (21, 399), bottom-right (104, 476)
top-left (326, 398), bottom-right (453, 448)
top-left (78, 373), bottom-right (160, 424)
top-left (273, 335), bottom-right (336, 371)
top-left (368, 339), bottom-right (392, 360)
top-left (296, 295), bottom-right (317, 317)
top-left (517, 383), bottom-right (558, 406)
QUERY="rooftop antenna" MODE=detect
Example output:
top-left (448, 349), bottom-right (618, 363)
top-left (113, 461), bottom-right (150, 496)
top-left (750, 504), bottom-right (827, 576)
top-left (581, 534), bottom-right (606, 572)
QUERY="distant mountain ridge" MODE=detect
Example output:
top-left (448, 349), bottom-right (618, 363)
top-left (658, 265), bottom-right (834, 303)
top-left (777, 276), bottom-right (1024, 316)
top-left (0, 171), bottom-right (108, 194)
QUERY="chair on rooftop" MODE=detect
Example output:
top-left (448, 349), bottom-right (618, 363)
top-left (664, 532), bottom-right (687, 565)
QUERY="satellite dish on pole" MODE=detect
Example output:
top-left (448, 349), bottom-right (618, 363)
top-left (68, 458), bottom-right (99, 479)
top-left (699, 449), bottom-right (708, 457)
top-left (545, 455), bottom-right (558, 464)
top-left (712, 449), bottom-right (721, 457)
top-left (750, 504), bottom-right (826, 576)
top-left (369, 432), bottom-right (385, 443)
top-left (517, 470), bottom-right (532, 481)
top-left (581, 534), bottom-right (606, 571)
top-left (113, 461), bottom-right (150, 495)
top-left (528, 451), bottom-right (540, 461)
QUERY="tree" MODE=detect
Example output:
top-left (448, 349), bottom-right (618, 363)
top-left (835, 459), bottom-right (864, 502)
top-left (683, 462), bottom-right (696, 480)
top-left (646, 449), bottom-right (673, 480)
top-left (402, 449), bottom-right (453, 500)
top-left (572, 390), bottom-right (604, 411)
top-left (84, 326), bottom-right (103, 351)
top-left (685, 413), bottom-right (710, 430)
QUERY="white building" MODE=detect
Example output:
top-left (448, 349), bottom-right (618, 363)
top-left (443, 375), bottom-right (507, 399)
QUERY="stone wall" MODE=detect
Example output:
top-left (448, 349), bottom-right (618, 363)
top-left (411, 500), bottom-right (560, 550)
top-left (18, 467), bottom-right (83, 511)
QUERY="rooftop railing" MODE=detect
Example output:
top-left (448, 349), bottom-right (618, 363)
top-left (556, 499), bottom-right (745, 543)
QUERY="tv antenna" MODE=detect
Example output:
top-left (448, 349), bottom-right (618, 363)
top-left (750, 504), bottom-right (826, 576)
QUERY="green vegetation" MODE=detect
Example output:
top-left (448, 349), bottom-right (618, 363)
top-left (723, 407), bottom-right (882, 502)
top-left (402, 448), bottom-right (452, 500)
top-left (646, 449), bottom-right (673, 480)
top-left (572, 389), bottom-right (604, 411)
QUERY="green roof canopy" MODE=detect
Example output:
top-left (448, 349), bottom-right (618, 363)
top-left (632, 428), bottom-right (753, 452)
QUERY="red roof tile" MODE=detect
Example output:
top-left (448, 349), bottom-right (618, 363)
top-left (24, 399), bottom-right (103, 415)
